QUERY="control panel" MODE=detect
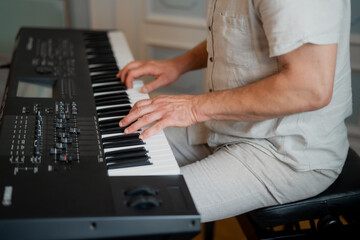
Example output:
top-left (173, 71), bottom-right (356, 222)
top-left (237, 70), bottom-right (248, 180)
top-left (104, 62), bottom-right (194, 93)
top-left (3, 101), bottom-right (85, 176)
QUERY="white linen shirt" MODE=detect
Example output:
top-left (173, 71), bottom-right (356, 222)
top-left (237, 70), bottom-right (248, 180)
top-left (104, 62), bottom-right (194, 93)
top-left (203, 0), bottom-right (352, 171)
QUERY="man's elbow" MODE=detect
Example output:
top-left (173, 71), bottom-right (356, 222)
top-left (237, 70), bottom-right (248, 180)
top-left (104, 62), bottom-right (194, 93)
top-left (307, 83), bottom-right (333, 111)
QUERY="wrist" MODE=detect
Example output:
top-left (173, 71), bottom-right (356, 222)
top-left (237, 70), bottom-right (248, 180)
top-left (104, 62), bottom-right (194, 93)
top-left (171, 54), bottom-right (192, 76)
top-left (191, 93), bottom-right (211, 123)
top-left (172, 41), bottom-right (207, 76)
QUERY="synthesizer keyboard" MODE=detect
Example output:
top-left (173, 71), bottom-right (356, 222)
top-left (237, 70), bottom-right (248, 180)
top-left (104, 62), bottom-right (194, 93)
top-left (0, 27), bottom-right (200, 239)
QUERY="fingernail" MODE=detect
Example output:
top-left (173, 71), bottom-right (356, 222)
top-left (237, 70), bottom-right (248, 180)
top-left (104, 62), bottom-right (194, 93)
top-left (119, 121), bottom-right (123, 127)
top-left (141, 87), bottom-right (147, 93)
top-left (139, 134), bottom-right (143, 140)
top-left (124, 128), bottom-right (128, 134)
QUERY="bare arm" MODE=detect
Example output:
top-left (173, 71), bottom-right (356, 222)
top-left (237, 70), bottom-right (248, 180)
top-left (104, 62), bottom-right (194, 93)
top-left (194, 43), bottom-right (337, 122)
top-left (121, 43), bottom-right (337, 140)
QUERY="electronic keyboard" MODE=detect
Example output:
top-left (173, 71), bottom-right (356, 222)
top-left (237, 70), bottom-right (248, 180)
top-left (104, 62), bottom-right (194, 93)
top-left (0, 27), bottom-right (200, 240)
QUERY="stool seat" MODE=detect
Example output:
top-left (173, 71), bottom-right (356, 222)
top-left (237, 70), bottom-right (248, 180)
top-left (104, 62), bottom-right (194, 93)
top-left (243, 148), bottom-right (360, 239)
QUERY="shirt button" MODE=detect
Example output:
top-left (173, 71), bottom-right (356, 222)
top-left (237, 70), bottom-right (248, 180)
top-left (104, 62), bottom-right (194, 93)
top-left (209, 57), bottom-right (213, 62)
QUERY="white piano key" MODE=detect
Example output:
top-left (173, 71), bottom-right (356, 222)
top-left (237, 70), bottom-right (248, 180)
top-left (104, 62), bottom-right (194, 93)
top-left (96, 103), bottom-right (131, 111)
top-left (98, 116), bottom-right (125, 122)
top-left (94, 90), bottom-right (126, 97)
top-left (108, 31), bottom-right (134, 69)
top-left (92, 81), bottom-right (121, 87)
top-left (90, 71), bottom-right (116, 76)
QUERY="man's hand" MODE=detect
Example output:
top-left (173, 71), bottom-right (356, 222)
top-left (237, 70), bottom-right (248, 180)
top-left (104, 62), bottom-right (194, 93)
top-left (116, 41), bottom-right (208, 93)
top-left (119, 95), bottom-right (199, 140)
top-left (117, 59), bottom-right (181, 93)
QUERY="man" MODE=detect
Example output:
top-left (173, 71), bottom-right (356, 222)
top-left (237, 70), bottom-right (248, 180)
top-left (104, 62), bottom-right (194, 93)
top-left (116, 0), bottom-right (352, 222)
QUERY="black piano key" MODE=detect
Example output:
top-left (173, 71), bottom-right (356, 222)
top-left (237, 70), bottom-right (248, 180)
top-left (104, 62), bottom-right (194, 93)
top-left (101, 127), bottom-right (140, 135)
top-left (91, 73), bottom-right (119, 81)
top-left (100, 127), bottom-right (127, 135)
top-left (84, 34), bottom-right (109, 39)
top-left (90, 65), bottom-right (119, 72)
top-left (97, 105), bottom-right (131, 113)
top-left (85, 38), bottom-right (110, 44)
top-left (88, 57), bottom-right (117, 65)
top-left (86, 48), bottom-right (113, 55)
top-left (91, 70), bottom-right (119, 77)
top-left (84, 34), bottom-right (108, 39)
top-left (84, 34), bottom-right (109, 40)
top-left (97, 110), bottom-right (130, 118)
top-left (106, 151), bottom-right (148, 162)
top-left (91, 77), bottom-right (121, 84)
top-left (95, 92), bottom-right (129, 101)
top-left (99, 121), bottom-right (123, 128)
top-left (99, 119), bottom-right (135, 129)
top-left (106, 154), bottom-right (149, 164)
top-left (103, 139), bottom-right (145, 149)
top-left (106, 156), bottom-right (151, 169)
top-left (102, 132), bottom-right (140, 143)
top-left (93, 84), bottom-right (127, 93)
top-left (104, 147), bottom-right (148, 158)
top-left (88, 53), bottom-right (115, 60)
top-left (106, 155), bottom-right (149, 165)
top-left (95, 95), bottom-right (128, 102)
top-left (86, 42), bottom-right (112, 48)
top-left (87, 54), bottom-right (115, 60)
top-left (95, 93), bottom-right (129, 101)
top-left (83, 30), bottom-right (108, 37)
top-left (95, 98), bottom-right (130, 107)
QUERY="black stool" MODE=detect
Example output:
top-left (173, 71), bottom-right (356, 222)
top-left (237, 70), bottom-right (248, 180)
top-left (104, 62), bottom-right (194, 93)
top-left (205, 148), bottom-right (360, 239)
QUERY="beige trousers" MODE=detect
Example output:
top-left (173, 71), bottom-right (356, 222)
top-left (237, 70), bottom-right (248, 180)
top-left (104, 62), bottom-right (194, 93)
top-left (164, 126), bottom-right (339, 223)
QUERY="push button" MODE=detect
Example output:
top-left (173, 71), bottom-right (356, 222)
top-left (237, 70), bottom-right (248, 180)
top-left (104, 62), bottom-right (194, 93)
top-left (60, 137), bottom-right (72, 144)
top-left (59, 154), bottom-right (72, 163)
top-left (50, 148), bottom-right (63, 155)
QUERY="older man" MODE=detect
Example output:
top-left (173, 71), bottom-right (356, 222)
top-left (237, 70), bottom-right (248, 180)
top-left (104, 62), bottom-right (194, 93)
top-left (117, 0), bottom-right (352, 222)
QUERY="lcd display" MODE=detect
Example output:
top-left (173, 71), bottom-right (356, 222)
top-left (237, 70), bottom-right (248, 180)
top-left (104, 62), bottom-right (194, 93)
top-left (16, 78), bottom-right (57, 98)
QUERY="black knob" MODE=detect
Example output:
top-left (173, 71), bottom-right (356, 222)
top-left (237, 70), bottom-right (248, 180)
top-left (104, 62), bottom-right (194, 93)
top-left (127, 196), bottom-right (160, 210)
top-left (125, 186), bottom-right (158, 197)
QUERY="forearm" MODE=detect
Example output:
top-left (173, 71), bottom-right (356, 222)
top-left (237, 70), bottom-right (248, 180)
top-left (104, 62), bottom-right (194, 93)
top-left (193, 70), bottom-right (332, 123)
top-left (172, 41), bottom-right (208, 75)
top-left (193, 43), bottom-right (336, 123)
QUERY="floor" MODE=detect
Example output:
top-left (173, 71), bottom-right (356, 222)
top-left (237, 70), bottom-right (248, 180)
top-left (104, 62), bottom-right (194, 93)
top-left (192, 217), bottom-right (248, 240)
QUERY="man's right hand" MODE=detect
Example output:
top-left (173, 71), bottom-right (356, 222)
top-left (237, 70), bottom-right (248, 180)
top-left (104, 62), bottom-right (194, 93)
top-left (116, 59), bottom-right (181, 93)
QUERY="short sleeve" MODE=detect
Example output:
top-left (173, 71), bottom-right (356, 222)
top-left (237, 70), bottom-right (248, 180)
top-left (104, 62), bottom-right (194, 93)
top-left (253, 0), bottom-right (347, 57)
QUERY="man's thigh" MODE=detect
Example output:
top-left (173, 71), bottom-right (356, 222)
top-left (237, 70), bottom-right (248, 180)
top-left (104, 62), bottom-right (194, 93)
top-left (164, 126), bottom-right (213, 167)
top-left (164, 127), bottom-right (338, 223)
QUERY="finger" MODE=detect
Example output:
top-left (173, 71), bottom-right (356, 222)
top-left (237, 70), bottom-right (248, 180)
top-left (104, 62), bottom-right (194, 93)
top-left (118, 61), bottom-right (145, 86)
top-left (141, 76), bottom-right (168, 93)
top-left (117, 62), bottom-right (132, 79)
top-left (119, 99), bottom-right (153, 126)
top-left (125, 64), bottom-right (159, 89)
top-left (118, 61), bottom-right (144, 78)
top-left (139, 120), bottom-right (168, 140)
top-left (124, 112), bottom-right (161, 134)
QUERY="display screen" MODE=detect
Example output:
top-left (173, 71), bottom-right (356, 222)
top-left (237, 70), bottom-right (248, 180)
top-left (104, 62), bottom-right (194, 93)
top-left (16, 77), bottom-right (57, 98)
